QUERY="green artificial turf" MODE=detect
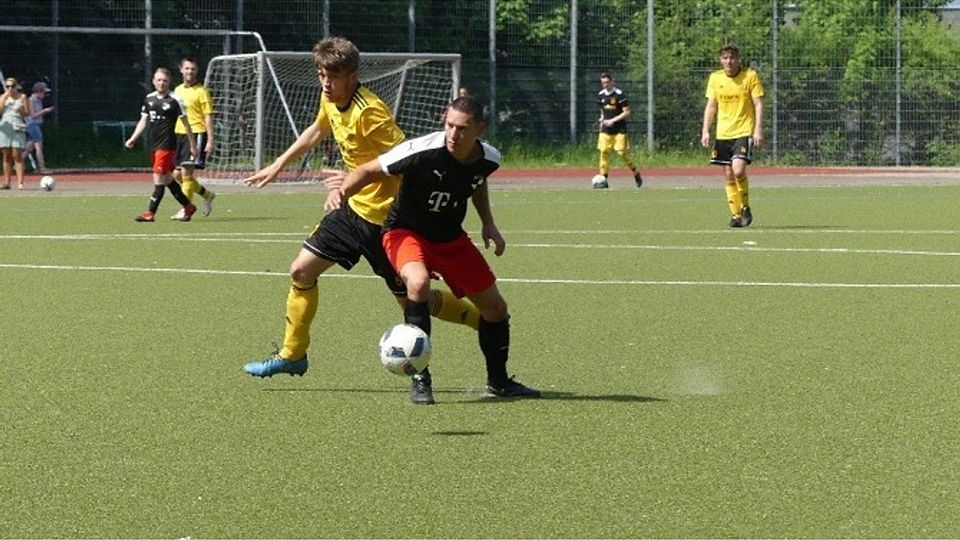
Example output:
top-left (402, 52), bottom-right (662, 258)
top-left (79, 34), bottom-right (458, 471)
top-left (1, 184), bottom-right (959, 538)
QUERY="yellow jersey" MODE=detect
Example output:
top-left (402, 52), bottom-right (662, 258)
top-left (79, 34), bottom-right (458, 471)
top-left (174, 82), bottom-right (214, 135)
top-left (317, 85), bottom-right (404, 225)
top-left (705, 67), bottom-right (764, 140)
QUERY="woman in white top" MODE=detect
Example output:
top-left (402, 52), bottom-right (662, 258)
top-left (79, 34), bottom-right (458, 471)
top-left (0, 77), bottom-right (33, 189)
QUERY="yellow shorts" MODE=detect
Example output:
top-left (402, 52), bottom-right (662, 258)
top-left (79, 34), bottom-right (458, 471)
top-left (597, 132), bottom-right (630, 152)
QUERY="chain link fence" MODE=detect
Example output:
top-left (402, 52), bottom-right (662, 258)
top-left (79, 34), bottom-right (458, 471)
top-left (2, 0), bottom-right (959, 166)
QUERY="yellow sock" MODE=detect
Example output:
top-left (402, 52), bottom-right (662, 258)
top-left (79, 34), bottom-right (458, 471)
top-left (431, 289), bottom-right (480, 330)
top-left (598, 150), bottom-right (610, 176)
top-left (736, 176), bottom-right (750, 208)
top-left (725, 180), bottom-right (742, 216)
top-left (181, 175), bottom-right (200, 200)
top-left (617, 150), bottom-right (636, 170)
top-left (279, 280), bottom-right (318, 360)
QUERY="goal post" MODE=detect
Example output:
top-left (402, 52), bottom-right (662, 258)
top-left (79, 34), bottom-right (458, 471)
top-left (202, 51), bottom-right (461, 182)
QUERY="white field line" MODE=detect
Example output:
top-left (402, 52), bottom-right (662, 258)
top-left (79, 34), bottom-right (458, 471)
top-left (3, 228), bottom-right (960, 238)
top-left (2, 232), bottom-right (959, 288)
top-left (0, 262), bottom-right (958, 289)
top-left (510, 243), bottom-right (960, 257)
top-left (504, 229), bottom-right (960, 235)
top-left (1, 233), bottom-right (959, 258)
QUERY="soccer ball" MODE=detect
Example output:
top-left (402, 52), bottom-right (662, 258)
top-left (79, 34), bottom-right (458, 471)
top-left (590, 174), bottom-right (608, 189)
top-left (379, 323), bottom-right (431, 376)
top-left (40, 175), bottom-right (56, 191)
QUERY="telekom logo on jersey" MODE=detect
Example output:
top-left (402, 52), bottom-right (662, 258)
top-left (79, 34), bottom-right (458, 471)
top-left (427, 191), bottom-right (451, 212)
top-left (425, 172), bottom-right (487, 212)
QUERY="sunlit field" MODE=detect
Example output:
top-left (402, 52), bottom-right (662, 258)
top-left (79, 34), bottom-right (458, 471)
top-left (2, 183), bottom-right (959, 538)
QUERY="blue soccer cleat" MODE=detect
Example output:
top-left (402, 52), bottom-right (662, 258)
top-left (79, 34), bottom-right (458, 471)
top-left (243, 354), bottom-right (309, 377)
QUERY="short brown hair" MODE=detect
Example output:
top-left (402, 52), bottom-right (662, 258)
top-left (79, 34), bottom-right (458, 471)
top-left (448, 96), bottom-right (485, 124)
top-left (313, 36), bottom-right (360, 73)
top-left (719, 44), bottom-right (741, 57)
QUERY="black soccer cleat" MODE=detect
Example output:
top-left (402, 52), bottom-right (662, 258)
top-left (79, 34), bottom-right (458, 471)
top-left (410, 371), bottom-right (435, 405)
top-left (728, 215), bottom-right (744, 228)
top-left (486, 376), bottom-right (541, 399)
top-left (740, 206), bottom-right (753, 227)
top-left (634, 171), bottom-right (644, 188)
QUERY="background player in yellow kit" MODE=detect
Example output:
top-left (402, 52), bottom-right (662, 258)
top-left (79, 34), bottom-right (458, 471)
top-left (241, 37), bottom-right (480, 402)
top-left (171, 57), bottom-right (216, 219)
top-left (701, 44), bottom-right (765, 228)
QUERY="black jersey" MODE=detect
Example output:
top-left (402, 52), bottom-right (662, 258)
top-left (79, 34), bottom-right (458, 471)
top-left (598, 86), bottom-right (629, 135)
top-left (380, 131), bottom-right (501, 243)
top-left (140, 91), bottom-right (186, 151)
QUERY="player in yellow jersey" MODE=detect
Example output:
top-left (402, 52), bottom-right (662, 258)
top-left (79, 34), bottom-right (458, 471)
top-left (171, 57), bottom-right (216, 220)
top-left (701, 45), bottom-right (764, 227)
top-left (241, 37), bottom-right (481, 402)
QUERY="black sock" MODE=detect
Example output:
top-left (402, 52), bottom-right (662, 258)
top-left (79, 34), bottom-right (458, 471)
top-left (479, 316), bottom-right (510, 385)
top-left (167, 181), bottom-right (191, 207)
top-left (405, 300), bottom-right (432, 381)
top-left (404, 299), bottom-right (431, 336)
top-left (148, 184), bottom-right (165, 213)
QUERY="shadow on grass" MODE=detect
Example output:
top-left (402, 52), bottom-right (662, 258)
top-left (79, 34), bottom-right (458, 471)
top-left (261, 387), bottom-right (665, 404)
top-left (457, 391), bottom-right (666, 404)
top-left (754, 225), bottom-right (846, 230)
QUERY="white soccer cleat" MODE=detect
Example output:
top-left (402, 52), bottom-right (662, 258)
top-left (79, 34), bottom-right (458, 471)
top-left (170, 208), bottom-right (186, 221)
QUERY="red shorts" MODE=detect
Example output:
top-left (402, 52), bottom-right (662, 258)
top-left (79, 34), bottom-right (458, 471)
top-left (151, 149), bottom-right (177, 174)
top-left (382, 229), bottom-right (496, 298)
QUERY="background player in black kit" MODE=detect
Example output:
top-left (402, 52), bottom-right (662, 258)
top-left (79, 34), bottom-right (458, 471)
top-left (125, 67), bottom-right (197, 222)
top-left (328, 96), bottom-right (540, 404)
top-left (596, 71), bottom-right (643, 189)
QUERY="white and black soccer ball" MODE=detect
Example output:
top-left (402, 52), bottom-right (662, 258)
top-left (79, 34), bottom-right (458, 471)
top-left (379, 323), bottom-right (432, 376)
top-left (590, 174), bottom-right (608, 189)
top-left (39, 175), bottom-right (56, 191)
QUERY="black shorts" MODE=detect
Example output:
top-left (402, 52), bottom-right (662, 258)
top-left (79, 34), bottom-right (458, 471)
top-left (303, 203), bottom-right (405, 296)
top-left (710, 136), bottom-right (754, 166)
top-left (176, 133), bottom-right (207, 169)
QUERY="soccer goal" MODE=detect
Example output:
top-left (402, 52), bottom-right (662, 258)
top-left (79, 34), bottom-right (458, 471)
top-left (202, 51), bottom-right (461, 182)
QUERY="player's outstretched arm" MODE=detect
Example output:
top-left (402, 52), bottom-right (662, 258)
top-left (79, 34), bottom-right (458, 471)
top-left (321, 169), bottom-right (348, 191)
top-left (244, 122), bottom-right (326, 188)
top-left (325, 158), bottom-right (388, 211)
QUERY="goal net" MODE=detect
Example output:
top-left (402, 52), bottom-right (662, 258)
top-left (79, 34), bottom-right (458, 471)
top-left (202, 51), bottom-right (461, 182)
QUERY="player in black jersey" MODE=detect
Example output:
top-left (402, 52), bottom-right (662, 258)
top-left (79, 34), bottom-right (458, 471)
top-left (328, 96), bottom-right (540, 403)
top-left (124, 67), bottom-right (197, 222)
top-left (596, 72), bottom-right (643, 188)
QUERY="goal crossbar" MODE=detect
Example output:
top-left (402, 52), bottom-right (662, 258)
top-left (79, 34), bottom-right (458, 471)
top-left (203, 51), bottom-right (461, 182)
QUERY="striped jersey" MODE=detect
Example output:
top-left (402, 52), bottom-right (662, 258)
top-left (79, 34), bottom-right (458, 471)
top-left (316, 84), bottom-right (405, 225)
